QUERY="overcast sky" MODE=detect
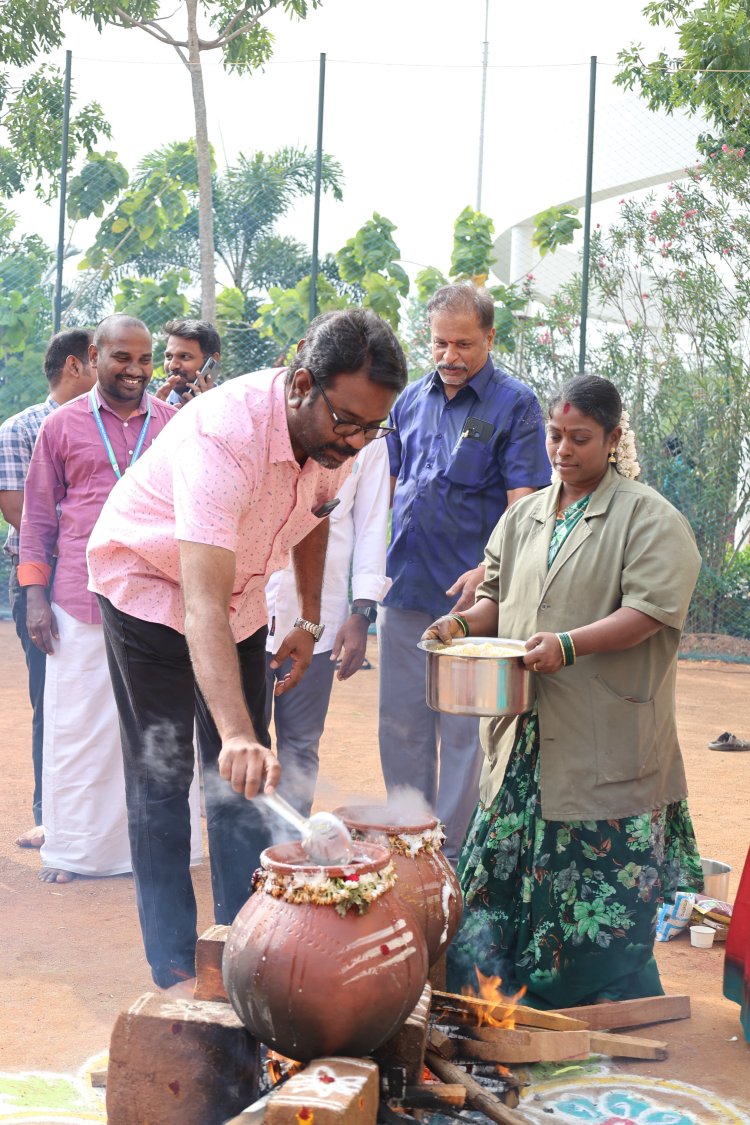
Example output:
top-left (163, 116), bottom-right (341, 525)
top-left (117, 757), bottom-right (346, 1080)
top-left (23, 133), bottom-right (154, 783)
top-left (12, 1), bottom-right (687, 283)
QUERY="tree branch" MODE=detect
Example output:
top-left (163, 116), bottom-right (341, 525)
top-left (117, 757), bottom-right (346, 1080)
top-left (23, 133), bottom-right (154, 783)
top-left (110, 6), bottom-right (187, 48)
top-left (203, 2), bottom-right (275, 50)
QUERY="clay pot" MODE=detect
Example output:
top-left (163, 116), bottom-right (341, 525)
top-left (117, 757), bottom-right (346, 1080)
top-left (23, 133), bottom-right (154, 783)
top-left (333, 805), bottom-right (463, 965)
top-left (223, 841), bottom-right (428, 1061)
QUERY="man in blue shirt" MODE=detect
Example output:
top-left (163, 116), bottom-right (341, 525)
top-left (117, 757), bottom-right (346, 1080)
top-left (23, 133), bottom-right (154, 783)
top-left (379, 283), bottom-right (550, 863)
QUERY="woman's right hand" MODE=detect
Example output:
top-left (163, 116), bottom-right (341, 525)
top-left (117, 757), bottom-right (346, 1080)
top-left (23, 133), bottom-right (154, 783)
top-left (421, 615), bottom-right (466, 644)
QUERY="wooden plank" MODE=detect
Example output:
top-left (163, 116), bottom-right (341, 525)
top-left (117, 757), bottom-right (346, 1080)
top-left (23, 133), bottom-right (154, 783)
top-left (194, 924), bottom-right (230, 1003)
top-left (550, 994), bottom-right (691, 1031)
top-left (588, 1031), bottom-right (668, 1060)
top-left (432, 989), bottom-right (588, 1031)
top-left (403, 1083), bottom-right (466, 1109)
top-left (425, 1048), bottom-right (529, 1125)
top-left (438, 1025), bottom-right (591, 1065)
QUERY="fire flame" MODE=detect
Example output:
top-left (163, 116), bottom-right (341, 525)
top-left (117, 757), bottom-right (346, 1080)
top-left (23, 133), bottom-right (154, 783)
top-left (464, 966), bottom-right (527, 1029)
top-left (264, 1048), bottom-right (303, 1086)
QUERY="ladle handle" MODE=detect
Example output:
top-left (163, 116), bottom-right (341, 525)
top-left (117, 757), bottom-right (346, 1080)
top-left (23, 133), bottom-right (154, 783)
top-left (259, 791), bottom-right (307, 833)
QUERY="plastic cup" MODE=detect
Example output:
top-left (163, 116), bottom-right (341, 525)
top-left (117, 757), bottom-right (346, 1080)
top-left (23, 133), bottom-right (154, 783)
top-left (690, 924), bottom-right (715, 949)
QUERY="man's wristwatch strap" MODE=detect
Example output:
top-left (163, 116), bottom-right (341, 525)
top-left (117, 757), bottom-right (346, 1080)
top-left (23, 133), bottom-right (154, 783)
top-left (293, 616), bottom-right (325, 642)
top-left (351, 604), bottom-right (377, 624)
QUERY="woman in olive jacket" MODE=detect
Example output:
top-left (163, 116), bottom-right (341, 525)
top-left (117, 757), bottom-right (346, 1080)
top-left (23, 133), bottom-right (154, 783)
top-left (424, 374), bottom-right (703, 1008)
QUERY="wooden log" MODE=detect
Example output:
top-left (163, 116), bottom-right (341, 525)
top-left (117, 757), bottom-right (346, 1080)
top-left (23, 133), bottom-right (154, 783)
top-left (550, 994), bottom-right (690, 1031)
top-left (424, 1048), bottom-right (530, 1125)
top-left (402, 1083), bottom-right (466, 1109)
top-left (588, 1031), bottom-right (668, 1060)
top-left (452, 1027), bottom-right (590, 1065)
top-left (432, 989), bottom-right (588, 1031)
top-left (264, 1057), bottom-right (379, 1124)
top-left (194, 924), bottom-right (230, 1002)
top-left (374, 982), bottom-right (431, 1084)
top-left (107, 993), bottom-right (259, 1125)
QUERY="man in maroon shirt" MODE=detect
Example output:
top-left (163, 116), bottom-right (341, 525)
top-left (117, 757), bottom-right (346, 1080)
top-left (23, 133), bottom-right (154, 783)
top-left (18, 314), bottom-right (202, 883)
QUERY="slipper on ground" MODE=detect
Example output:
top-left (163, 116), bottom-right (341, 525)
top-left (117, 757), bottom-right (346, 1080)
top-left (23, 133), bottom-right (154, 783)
top-left (708, 731), bottom-right (750, 751)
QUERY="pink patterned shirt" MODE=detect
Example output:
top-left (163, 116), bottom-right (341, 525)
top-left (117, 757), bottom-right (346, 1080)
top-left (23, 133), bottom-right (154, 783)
top-left (87, 369), bottom-right (353, 641)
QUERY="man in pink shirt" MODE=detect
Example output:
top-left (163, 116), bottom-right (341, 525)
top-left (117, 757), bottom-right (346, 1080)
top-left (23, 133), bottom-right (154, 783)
top-left (19, 315), bottom-right (201, 884)
top-left (87, 307), bottom-right (407, 989)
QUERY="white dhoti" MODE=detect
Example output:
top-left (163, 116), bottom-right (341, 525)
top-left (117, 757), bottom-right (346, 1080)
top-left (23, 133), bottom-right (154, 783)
top-left (40, 603), bottom-right (202, 876)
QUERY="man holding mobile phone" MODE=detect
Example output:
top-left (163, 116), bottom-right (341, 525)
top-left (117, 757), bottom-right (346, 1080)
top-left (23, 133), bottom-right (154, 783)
top-left (161, 319), bottom-right (221, 407)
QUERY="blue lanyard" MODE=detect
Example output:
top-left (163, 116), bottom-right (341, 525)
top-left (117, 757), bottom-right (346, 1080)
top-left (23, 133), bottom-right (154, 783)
top-left (89, 388), bottom-right (152, 480)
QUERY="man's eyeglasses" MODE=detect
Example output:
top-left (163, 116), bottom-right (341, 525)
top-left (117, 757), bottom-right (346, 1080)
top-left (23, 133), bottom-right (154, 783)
top-left (311, 374), bottom-right (395, 441)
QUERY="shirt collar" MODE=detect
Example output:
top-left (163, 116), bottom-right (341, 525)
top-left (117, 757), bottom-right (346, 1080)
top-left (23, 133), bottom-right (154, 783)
top-left (428, 355), bottom-right (496, 402)
top-left (269, 368), bottom-right (298, 465)
top-left (46, 394), bottom-right (60, 410)
top-left (89, 385), bottom-right (151, 418)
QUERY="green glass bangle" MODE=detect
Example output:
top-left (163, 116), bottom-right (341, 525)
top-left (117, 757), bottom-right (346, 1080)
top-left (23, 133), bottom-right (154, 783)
top-left (557, 631), bottom-right (576, 666)
top-left (450, 613), bottom-right (470, 637)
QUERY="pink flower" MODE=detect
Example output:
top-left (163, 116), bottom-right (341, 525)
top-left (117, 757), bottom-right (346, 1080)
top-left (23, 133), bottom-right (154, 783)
top-left (526, 273), bottom-right (535, 281)
top-left (740, 147), bottom-right (746, 157)
top-left (641, 293), bottom-right (649, 299)
top-left (683, 208), bottom-right (698, 218)
top-left (722, 143), bottom-right (729, 152)
top-left (648, 236), bottom-right (656, 243)
top-left (618, 198), bottom-right (625, 204)
top-left (650, 210), bottom-right (659, 219)
top-left (537, 329), bottom-right (552, 345)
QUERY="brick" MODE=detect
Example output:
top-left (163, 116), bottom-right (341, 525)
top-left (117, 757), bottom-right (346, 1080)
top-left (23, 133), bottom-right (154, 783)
top-left (106, 992), bottom-right (259, 1125)
top-left (374, 982), bottom-right (431, 1084)
top-left (264, 1057), bottom-right (378, 1124)
top-left (194, 923), bottom-right (230, 1002)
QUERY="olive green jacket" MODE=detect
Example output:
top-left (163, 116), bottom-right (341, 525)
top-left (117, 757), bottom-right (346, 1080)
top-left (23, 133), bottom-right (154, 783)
top-left (477, 467), bottom-right (701, 819)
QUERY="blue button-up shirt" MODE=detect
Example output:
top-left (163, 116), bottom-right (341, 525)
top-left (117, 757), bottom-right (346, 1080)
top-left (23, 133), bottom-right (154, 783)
top-left (384, 359), bottom-right (550, 618)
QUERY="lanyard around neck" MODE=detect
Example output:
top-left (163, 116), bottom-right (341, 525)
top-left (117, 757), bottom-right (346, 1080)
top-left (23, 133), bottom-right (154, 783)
top-left (89, 387), bottom-right (152, 480)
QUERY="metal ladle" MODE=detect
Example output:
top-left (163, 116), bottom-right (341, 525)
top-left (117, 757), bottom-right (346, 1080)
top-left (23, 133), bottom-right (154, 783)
top-left (259, 791), bottom-right (354, 865)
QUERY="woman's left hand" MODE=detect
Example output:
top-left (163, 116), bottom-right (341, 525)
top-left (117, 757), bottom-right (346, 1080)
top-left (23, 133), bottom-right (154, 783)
top-left (523, 632), bottom-right (564, 674)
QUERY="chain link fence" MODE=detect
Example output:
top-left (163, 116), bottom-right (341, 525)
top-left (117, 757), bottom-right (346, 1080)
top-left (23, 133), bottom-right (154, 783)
top-left (1, 55), bottom-right (749, 657)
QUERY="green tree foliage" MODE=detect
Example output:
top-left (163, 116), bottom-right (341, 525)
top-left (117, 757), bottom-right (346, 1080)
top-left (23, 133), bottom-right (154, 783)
top-left (336, 213), bottom-right (409, 328)
top-left (66, 0), bottom-right (323, 321)
top-left (532, 204), bottom-right (582, 256)
top-left (450, 205), bottom-right (495, 280)
top-left (504, 151), bottom-right (750, 635)
top-left (113, 269), bottom-right (191, 328)
top-left (0, 224), bottom-right (54, 416)
top-left (616, 0), bottom-right (750, 152)
top-left (0, 65), bottom-right (110, 200)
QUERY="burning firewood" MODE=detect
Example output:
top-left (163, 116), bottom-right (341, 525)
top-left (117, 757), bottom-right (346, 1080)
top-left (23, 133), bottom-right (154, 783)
top-left (425, 1040), bottom-right (530, 1125)
top-left (432, 988), bottom-right (588, 1032)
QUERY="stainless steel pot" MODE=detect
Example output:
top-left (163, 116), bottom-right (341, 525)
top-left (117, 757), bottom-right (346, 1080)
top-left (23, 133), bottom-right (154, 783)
top-left (418, 636), bottom-right (534, 717)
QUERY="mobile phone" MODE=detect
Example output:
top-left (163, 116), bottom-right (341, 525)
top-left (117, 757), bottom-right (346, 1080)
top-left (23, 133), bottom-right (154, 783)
top-left (196, 356), bottom-right (217, 383)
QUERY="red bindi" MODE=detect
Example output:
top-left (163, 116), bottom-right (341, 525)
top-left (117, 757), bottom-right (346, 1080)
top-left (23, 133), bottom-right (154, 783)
top-left (563, 402), bottom-right (571, 414)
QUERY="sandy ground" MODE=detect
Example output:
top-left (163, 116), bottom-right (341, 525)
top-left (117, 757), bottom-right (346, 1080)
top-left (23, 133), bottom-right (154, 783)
top-left (1, 620), bottom-right (749, 1112)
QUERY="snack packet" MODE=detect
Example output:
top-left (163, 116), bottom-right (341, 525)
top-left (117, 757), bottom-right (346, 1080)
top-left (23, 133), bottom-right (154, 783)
top-left (691, 895), bottom-right (732, 941)
top-left (655, 891), bottom-right (695, 942)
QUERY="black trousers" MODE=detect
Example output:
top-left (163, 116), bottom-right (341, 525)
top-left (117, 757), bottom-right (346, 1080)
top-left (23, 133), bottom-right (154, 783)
top-left (98, 595), bottom-right (273, 988)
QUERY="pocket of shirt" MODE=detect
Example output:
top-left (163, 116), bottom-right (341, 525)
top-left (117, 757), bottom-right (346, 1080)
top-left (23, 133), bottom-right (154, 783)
top-left (444, 434), bottom-right (493, 488)
top-left (589, 673), bottom-right (659, 785)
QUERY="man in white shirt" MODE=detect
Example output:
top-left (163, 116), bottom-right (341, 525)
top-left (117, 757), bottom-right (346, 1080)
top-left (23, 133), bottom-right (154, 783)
top-left (265, 439), bottom-right (391, 814)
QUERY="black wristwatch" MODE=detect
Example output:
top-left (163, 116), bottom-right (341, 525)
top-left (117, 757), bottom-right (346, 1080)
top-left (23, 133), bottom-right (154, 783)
top-left (293, 616), bottom-right (325, 642)
top-left (351, 604), bottom-right (377, 624)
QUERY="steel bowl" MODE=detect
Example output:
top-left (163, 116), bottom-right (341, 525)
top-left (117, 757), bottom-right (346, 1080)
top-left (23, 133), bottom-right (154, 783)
top-left (418, 636), bottom-right (534, 717)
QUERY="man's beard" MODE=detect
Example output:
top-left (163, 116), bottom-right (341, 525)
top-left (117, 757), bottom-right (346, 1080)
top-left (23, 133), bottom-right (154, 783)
top-left (437, 363), bottom-right (469, 386)
top-left (308, 440), bottom-right (358, 469)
